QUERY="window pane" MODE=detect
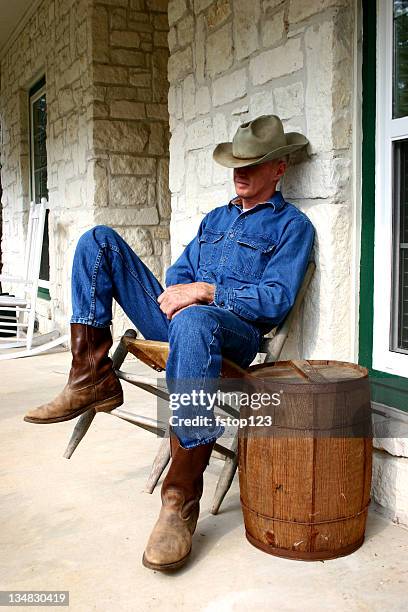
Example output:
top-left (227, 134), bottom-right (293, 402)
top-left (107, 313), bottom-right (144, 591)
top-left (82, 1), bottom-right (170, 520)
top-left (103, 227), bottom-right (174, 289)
top-left (393, 1), bottom-right (408, 118)
top-left (30, 89), bottom-right (49, 283)
top-left (392, 140), bottom-right (408, 351)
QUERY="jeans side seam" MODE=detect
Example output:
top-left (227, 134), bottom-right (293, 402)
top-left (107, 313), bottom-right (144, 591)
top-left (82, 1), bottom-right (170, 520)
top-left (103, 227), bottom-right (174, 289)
top-left (89, 246), bottom-right (105, 324)
top-left (200, 322), bottom-right (221, 381)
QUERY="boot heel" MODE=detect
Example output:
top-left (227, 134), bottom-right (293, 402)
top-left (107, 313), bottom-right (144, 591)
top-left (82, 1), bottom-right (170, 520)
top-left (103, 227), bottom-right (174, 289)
top-left (94, 393), bottom-right (124, 413)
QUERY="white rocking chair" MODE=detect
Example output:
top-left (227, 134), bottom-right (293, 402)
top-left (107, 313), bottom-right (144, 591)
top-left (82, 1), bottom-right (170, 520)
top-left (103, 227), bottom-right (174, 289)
top-left (0, 198), bottom-right (68, 360)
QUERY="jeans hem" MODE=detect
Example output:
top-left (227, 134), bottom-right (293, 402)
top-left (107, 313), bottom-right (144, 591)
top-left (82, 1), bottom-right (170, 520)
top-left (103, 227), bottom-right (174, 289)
top-left (70, 317), bottom-right (111, 328)
top-left (177, 426), bottom-right (225, 449)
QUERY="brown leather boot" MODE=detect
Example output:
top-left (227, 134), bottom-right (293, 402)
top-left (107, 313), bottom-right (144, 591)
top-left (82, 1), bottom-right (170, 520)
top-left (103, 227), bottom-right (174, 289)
top-left (142, 432), bottom-right (214, 571)
top-left (24, 323), bottom-right (123, 424)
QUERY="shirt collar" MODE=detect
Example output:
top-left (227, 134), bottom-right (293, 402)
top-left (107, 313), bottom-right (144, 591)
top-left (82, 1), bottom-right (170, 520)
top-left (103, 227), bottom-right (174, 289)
top-left (227, 190), bottom-right (286, 213)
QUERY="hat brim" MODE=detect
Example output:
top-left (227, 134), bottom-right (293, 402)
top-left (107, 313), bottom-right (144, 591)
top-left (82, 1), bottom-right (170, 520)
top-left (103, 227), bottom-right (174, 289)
top-left (213, 132), bottom-right (309, 168)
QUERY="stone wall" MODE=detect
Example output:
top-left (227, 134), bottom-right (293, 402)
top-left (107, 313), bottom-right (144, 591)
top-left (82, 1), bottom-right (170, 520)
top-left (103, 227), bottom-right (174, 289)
top-left (0, 0), bottom-right (95, 333)
top-left (0, 0), bottom-right (170, 337)
top-left (167, 0), bottom-right (355, 362)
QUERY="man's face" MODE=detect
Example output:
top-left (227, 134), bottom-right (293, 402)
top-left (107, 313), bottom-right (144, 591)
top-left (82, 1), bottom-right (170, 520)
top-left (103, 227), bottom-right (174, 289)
top-left (233, 159), bottom-right (287, 200)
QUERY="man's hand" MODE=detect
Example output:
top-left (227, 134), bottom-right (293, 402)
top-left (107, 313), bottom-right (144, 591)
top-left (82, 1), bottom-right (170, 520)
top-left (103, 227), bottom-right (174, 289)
top-left (157, 282), bottom-right (215, 319)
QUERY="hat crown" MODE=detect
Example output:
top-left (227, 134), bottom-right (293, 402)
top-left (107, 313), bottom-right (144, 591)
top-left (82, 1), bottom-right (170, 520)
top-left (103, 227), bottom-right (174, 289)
top-left (232, 115), bottom-right (286, 159)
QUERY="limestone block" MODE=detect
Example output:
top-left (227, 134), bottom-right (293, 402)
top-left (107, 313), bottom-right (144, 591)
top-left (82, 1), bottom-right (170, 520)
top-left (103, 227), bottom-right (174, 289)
top-left (110, 8), bottom-right (127, 30)
top-left (110, 175), bottom-right (149, 206)
top-left (149, 122), bottom-right (166, 154)
top-left (152, 49), bottom-right (169, 103)
top-left (178, 14), bottom-right (195, 47)
top-left (128, 226), bottom-right (154, 256)
top-left (249, 91), bottom-right (274, 117)
top-left (168, 27), bottom-right (178, 52)
top-left (193, 0), bottom-right (213, 14)
top-left (168, 46), bottom-right (193, 82)
top-left (169, 124), bottom-right (186, 192)
top-left (110, 31), bottom-right (141, 48)
top-left (283, 156), bottom-right (350, 200)
top-left (288, 0), bottom-right (348, 23)
top-left (274, 82), bottom-right (304, 119)
top-left (305, 20), bottom-right (334, 153)
top-left (372, 451), bottom-right (408, 527)
top-left (129, 70), bottom-right (152, 88)
top-left (146, 0), bottom-right (169, 11)
top-left (154, 14), bottom-right (170, 31)
top-left (233, 0), bottom-right (260, 61)
top-left (197, 188), bottom-right (230, 213)
top-left (92, 7), bottom-right (109, 63)
top-left (93, 120), bottom-right (149, 152)
top-left (154, 31), bottom-right (169, 47)
top-left (158, 158), bottom-right (171, 219)
top-left (196, 149), bottom-right (213, 187)
top-left (109, 155), bottom-right (156, 175)
top-left (206, 23), bottom-right (233, 78)
top-left (263, 0), bottom-right (285, 9)
top-left (182, 74), bottom-right (196, 121)
top-left (196, 86), bottom-right (211, 115)
top-left (93, 64), bottom-right (128, 85)
top-left (261, 10), bottom-right (284, 47)
top-left (90, 160), bottom-right (108, 207)
top-left (146, 103), bottom-right (168, 119)
top-left (168, 0), bottom-right (187, 27)
top-left (206, 0), bottom-right (231, 30)
top-left (58, 88), bottom-right (75, 115)
top-left (250, 37), bottom-right (303, 85)
top-left (110, 100), bottom-right (146, 119)
top-left (111, 49), bottom-right (145, 67)
top-left (213, 113), bottom-right (228, 141)
top-left (94, 207), bottom-right (160, 226)
top-left (212, 68), bottom-right (247, 107)
top-left (186, 117), bottom-right (214, 150)
top-left (194, 14), bottom-right (206, 85)
top-left (96, 0), bottom-right (128, 6)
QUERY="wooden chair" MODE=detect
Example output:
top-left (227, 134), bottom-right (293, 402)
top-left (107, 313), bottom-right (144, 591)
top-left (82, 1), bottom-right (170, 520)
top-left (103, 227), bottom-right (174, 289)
top-left (0, 199), bottom-right (69, 360)
top-left (63, 261), bottom-right (315, 514)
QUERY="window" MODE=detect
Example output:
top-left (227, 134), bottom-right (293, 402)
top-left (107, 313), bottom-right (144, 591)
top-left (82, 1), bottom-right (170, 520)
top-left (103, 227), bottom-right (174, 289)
top-left (374, 0), bottom-right (408, 375)
top-left (29, 76), bottom-right (50, 294)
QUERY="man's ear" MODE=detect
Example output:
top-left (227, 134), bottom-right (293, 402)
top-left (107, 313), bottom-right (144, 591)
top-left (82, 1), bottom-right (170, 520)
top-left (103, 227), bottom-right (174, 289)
top-left (276, 159), bottom-right (287, 179)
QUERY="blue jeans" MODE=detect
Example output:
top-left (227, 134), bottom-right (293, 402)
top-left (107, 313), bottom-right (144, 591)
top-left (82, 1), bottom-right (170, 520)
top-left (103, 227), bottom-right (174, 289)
top-left (70, 226), bottom-right (261, 448)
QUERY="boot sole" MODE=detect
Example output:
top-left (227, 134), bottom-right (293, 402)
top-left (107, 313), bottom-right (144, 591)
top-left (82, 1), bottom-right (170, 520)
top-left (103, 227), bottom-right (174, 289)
top-left (142, 549), bottom-right (191, 572)
top-left (23, 393), bottom-right (124, 424)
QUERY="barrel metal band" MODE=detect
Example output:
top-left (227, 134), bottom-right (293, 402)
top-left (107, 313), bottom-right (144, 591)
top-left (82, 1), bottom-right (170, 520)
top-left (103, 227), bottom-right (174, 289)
top-left (240, 497), bottom-right (371, 526)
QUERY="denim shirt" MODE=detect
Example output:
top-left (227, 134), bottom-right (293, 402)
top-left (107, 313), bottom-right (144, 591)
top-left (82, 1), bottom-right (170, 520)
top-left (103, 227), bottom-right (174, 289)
top-left (165, 190), bottom-right (315, 336)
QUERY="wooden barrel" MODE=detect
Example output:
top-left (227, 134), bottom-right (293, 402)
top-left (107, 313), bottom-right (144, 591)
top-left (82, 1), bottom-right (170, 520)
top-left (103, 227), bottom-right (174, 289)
top-left (238, 360), bottom-right (372, 561)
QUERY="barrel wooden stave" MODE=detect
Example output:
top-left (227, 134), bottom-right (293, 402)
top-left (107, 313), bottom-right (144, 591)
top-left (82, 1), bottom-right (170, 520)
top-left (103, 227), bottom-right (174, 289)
top-left (239, 360), bottom-right (372, 561)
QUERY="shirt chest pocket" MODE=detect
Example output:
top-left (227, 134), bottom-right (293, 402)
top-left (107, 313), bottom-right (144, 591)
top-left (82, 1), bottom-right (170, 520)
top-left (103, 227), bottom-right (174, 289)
top-left (230, 234), bottom-right (277, 279)
top-left (198, 229), bottom-right (225, 269)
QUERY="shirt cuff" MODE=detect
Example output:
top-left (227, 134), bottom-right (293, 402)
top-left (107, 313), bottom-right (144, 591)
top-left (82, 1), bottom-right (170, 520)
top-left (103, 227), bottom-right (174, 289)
top-left (212, 284), bottom-right (234, 310)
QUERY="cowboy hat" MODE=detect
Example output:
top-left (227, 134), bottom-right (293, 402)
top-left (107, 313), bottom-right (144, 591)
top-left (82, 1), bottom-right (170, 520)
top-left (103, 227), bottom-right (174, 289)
top-left (213, 114), bottom-right (309, 168)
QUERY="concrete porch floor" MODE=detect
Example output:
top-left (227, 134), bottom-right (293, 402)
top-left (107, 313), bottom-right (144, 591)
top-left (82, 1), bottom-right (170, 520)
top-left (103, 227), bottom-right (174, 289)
top-left (1, 347), bottom-right (407, 612)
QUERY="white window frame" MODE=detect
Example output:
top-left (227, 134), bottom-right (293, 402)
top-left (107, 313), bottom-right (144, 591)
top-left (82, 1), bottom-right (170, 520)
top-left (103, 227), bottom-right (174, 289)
top-left (374, 0), bottom-right (408, 376)
top-left (29, 83), bottom-right (49, 290)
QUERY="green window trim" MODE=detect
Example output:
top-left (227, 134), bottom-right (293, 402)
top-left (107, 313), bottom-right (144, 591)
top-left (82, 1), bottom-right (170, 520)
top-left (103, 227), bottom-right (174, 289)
top-left (37, 287), bottom-right (51, 301)
top-left (360, 0), bottom-right (408, 412)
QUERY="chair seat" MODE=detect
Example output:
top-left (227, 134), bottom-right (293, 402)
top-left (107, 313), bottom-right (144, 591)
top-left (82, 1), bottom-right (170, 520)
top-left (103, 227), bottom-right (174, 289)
top-left (122, 337), bottom-right (254, 378)
top-left (0, 296), bottom-right (27, 307)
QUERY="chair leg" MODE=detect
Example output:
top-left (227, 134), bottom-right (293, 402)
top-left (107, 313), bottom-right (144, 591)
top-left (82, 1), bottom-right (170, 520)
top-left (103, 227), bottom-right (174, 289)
top-left (145, 423), bottom-right (171, 493)
top-left (210, 431), bottom-right (239, 515)
top-left (63, 408), bottom-right (96, 459)
top-left (63, 328), bottom-right (137, 459)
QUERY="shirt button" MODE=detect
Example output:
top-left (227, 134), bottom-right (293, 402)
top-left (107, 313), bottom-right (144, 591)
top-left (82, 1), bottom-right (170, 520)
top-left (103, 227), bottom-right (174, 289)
top-left (220, 301), bottom-right (225, 306)
top-left (229, 232), bottom-right (235, 238)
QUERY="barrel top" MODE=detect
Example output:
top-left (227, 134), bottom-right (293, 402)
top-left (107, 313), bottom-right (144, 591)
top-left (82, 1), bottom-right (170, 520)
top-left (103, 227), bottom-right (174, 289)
top-left (247, 360), bottom-right (368, 384)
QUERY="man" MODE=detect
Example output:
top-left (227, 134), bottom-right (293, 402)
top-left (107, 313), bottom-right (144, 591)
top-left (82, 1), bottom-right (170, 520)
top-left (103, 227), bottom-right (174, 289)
top-left (24, 115), bottom-right (315, 571)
